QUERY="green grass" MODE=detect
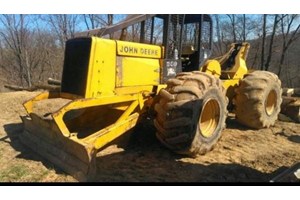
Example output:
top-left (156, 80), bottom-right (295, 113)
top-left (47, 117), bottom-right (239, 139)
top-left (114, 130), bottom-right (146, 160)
top-left (0, 164), bottom-right (29, 181)
top-left (0, 163), bottom-right (52, 182)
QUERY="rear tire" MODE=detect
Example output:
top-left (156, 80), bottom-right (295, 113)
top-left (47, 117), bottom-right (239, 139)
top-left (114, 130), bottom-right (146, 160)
top-left (233, 71), bottom-right (282, 129)
top-left (154, 72), bottom-right (228, 156)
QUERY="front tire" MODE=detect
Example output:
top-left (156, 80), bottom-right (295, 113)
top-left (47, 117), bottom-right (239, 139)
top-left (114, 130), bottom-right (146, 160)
top-left (154, 72), bottom-right (228, 156)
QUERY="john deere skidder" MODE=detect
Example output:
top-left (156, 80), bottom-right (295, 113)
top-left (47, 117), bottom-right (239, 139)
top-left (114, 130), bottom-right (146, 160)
top-left (21, 14), bottom-right (282, 181)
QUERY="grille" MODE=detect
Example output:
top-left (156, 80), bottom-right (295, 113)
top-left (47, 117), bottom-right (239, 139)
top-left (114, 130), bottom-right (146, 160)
top-left (61, 38), bottom-right (92, 97)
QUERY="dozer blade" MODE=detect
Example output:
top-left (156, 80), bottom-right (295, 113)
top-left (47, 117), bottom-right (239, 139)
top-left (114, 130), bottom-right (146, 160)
top-left (19, 91), bottom-right (144, 181)
top-left (21, 113), bottom-right (97, 181)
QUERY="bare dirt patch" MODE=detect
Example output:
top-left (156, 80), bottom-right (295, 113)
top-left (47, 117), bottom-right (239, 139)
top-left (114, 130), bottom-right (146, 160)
top-left (0, 91), bottom-right (299, 182)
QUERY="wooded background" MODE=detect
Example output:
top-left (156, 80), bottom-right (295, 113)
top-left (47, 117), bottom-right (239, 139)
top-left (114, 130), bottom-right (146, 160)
top-left (0, 14), bottom-right (299, 91)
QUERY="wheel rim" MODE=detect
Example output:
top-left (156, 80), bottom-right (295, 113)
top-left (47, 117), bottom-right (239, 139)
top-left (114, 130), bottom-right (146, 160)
top-left (199, 99), bottom-right (220, 138)
top-left (265, 90), bottom-right (277, 116)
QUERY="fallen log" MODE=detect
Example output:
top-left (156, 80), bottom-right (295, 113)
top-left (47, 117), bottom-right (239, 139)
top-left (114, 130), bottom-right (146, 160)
top-left (278, 113), bottom-right (294, 123)
top-left (47, 78), bottom-right (61, 86)
top-left (35, 84), bottom-right (60, 92)
top-left (4, 84), bottom-right (60, 92)
top-left (282, 88), bottom-right (300, 97)
top-left (281, 96), bottom-right (300, 107)
top-left (280, 96), bottom-right (300, 123)
top-left (4, 84), bottom-right (28, 91)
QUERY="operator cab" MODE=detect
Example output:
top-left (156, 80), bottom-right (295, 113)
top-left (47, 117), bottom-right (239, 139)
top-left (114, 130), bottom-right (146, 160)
top-left (135, 14), bottom-right (213, 82)
top-left (180, 15), bottom-right (213, 72)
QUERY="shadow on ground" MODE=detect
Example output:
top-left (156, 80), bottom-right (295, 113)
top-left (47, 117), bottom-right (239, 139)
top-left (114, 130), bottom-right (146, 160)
top-left (225, 115), bottom-right (249, 130)
top-left (274, 130), bottom-right (300, 144)
top-left (288, 135), bottom-right (300, 144)
top-left (3, 123), bottom-right (68, 176)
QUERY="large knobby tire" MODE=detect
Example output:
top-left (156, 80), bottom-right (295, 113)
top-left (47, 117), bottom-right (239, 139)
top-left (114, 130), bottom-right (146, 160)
top-left (233, 71), bottom-right (282, 129)
top-left (154, 71), bottom-right (228, 156)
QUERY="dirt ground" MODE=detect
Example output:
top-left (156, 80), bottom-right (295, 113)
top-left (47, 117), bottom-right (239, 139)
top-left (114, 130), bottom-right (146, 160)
top-left (0, 91), bottom-right (299, 182)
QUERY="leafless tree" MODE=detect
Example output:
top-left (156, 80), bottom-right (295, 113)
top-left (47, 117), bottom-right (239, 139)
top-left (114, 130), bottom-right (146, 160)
top-left (0, 15), bottom-right (63, 87)
top-left (41, 14), bottom-right (79, 49)
top-left (264, 15), bottom-right (282, 71)
top-left (214, 15), bottom-right (224, 55)
top-left (82, 14), bottom-right (104, 30)
top-left (213, 15), bottom-right (258, 56)
top-left (278, 14), bottom-right (300, 77)
top-left (226, 14), bottom-right (236, 43)
top-left (0, 15), bottom-right (33, 86)
top-left (82, 14), bottom-right (124, 31)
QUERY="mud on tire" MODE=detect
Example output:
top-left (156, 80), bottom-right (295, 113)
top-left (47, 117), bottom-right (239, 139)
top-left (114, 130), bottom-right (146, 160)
top-left (154, 71), bottom-right (228, 156)
top-left (233, 71), bottom-right (282, 129)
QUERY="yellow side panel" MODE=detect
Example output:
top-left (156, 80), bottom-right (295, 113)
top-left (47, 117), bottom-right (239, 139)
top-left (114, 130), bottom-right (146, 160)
top-left (116, 57), bottom-right (160, 87)
top-left (222, 79), bottom-right (240, 101)
top-left (85, 38), bottom-right (116, 98)
top-left (200, 60), bottom-right (221, 78)
top-left (116, 40), bottom-right (162, 59)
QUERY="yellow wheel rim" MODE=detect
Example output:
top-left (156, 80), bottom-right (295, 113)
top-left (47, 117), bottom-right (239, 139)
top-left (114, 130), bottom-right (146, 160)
top-left (199, 99), bottom-right (220, 138)
top-left (265, 90), bottom-right (277, 116)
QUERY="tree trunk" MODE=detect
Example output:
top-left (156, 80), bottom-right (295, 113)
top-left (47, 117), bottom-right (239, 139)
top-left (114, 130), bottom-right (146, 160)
top-left (260, 14), bottom-right (267, 70)
top-left (242, 14), bottom-right (246, 42)
top-left (251, 43), bottom-right (259, 69)
top-left (264, 15), bottom-right (278, 71)
top-left (24, 49), bottom-right (32, 87)
top-left (226, 14), bottom-right (236, 43)
top-left (214, 15), bottom-right (223, 55)
top-left (107, 14), bottom-right (114, 39)
top-left (278, 47), bottom-right (287, 77)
